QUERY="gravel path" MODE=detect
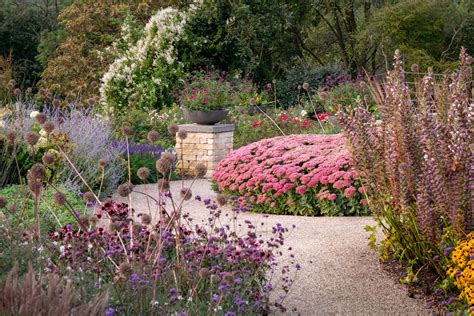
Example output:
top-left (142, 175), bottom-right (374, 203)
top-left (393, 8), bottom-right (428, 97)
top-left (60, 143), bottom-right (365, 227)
top-left (115, 179), bottom-right (432, 315)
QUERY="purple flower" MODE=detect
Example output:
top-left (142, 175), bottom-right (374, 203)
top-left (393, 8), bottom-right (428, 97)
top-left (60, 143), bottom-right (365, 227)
top-left (105, 307), bottom-right (116, 316)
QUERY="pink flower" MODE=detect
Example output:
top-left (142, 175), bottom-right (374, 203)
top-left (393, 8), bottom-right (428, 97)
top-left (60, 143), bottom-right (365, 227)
top-left (327, 193), bottom-right (337, 201)
top-left (343, 186), bottom-right (356, 198)
top-left (295, 185), bottom-right (307, 194)
top-left (251, 121), bottom-right (261, 127)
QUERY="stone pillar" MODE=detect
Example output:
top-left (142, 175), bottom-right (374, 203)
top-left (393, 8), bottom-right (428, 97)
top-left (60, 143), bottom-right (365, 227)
top-left (176, 124), bottom-right (234, 178)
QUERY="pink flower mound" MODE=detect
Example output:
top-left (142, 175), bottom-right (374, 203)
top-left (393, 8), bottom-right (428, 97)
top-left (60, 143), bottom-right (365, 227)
top-left (213, 134), bottom-right (368, 216)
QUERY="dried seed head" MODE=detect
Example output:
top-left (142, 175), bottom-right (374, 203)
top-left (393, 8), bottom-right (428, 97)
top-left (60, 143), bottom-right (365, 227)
top-left (117, 183), bottom-right (133, 197)
top-left (78, 215), bottom-right (89, 227)
top-left (6, 129), bottom-right (16, 145)
top-left (25, 131), bottom-right (40, 146)
top-left (42, 152), bottom-right (55, 165)
top-left (157, 179), bottom-right (170, 192)
top-left (7, 204), bottom-right (16, 214)
top-left (13, 88), bottom-right (21, 96)
top-left (465, 55), bottom-right (472, 65)
top-left (35, 113), bottom-right (47, 124)
top-left (0, 196), bottom-right (6, 208)
top-left (180, 187), bottom-right (192, 200)
top-left (42, 121), bottom-right (55, 134)
top-left (155, 158), bottom-right (172, 175)
top-left (302, 82), bottom-right (309, 91)
top-left (141, 214), bottom-right (152, 225)
top-left (161, 152), bottom-right (175, 163)
top-left (137, 167), bottom-right (150, 181)
top-left (26, 87), bottom-right (33, 94)
top-left (223, 272), bottom-right (233, 282)
top-left (167, 124), bottom-right (179, 134)
top-left (249, 98), bottom-right (257, 106)
top-left (121, 125), bottom-right (133, 136)
top-left (7, 79), bottom-right (15, 90)
top-left (89, 215), bottom-right (99, 227)
top-left (91, 81), bottom-right (98, 88)
top-left (199, 268), bottom-right (211, 279)
top-left (194, 163), bottom-right (207, 178)
top-left (297, 85), bottom-right (302, 90)
top-left (98, 159), bottom-right (107, 168)
top-left (52, 99), bottom-right (61, 107)
top-left (53, 192), bottom-right (67, 206)
top-left (109, 221), bottom-right (120, 233)
top-left (119, 262), bottom-right (132, 279)
top-left (29, 163), bottom-right (46, 179)
top-left (147, 130), bottom-right (160, 143)
top-left (27, 176), bottom-right (42, 196)
top-left (216, 193), bottom-right (228, 206)
top-left (87, 98), bottom-right (96, 107)
top-left (177, 130), bottom-right (188, 140)
top-left (132, 223), bottom-right (142, 235)
top-left (83, 191), bottom-right (95, 203)
top-left (410, 64), bottom-right (419, 73)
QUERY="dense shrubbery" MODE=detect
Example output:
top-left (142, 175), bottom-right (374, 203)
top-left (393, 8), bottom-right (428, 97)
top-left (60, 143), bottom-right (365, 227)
top-left (213, 134), bottom-right (369, 216)
top-left (338, 49), bottom-right (473, 276)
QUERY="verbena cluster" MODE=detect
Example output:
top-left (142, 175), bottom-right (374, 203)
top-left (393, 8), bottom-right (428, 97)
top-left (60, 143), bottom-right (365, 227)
top-left (213, 134), bottom-right (369, 216)
top-left (338, 49), bottom-right (473, 274)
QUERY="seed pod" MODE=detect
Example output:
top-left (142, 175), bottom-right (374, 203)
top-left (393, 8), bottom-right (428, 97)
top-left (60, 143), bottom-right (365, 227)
top-left (29, 164), bottom-right (46, 179)
top-left (157, 179), bottom-right (170, 192)
top-left (180, 187), bottom-right (192, 201)
top-left (52, 99), bottom-right (61, 108)
top-left (194, 163), bottom-right (207, 178)
top-left (167, 124), bottom-right (179, 134)
top-left (141, 214), bottom-right (151, 225)
top-left (117, 183), bottom-right (133, 197)
top-left (137, 167), bottom-right (150, 181)
top-left (98, 159), bottom-right (107, 168)
top-left (119, 262), bottom-right (132, 279)
top-left (25, 131), bottom-right (40, 146)
top-left (42, 121), bottom-right (55, 134)
top-left (177, 130), bottom-right (188, 140)
top-left (216, 194), bottom-right (228, 206)
top-left (83, 191), bottom-right (95, 203)
top-left (121, 125), bottom-right (133, 136)
top-left (156, 158), bottom-right (172, 175)
top-left (53, 192), bottom-right (67, 206)
top-left (35, 113), bottom-right (47, 125)
top-left (302, 82), bottom-right (309, 91)
top-left (147, 130), bottom-right (160, 143)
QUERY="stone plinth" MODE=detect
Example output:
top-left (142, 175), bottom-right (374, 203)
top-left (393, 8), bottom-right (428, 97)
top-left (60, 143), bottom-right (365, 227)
top-left (176, 124), bottom-right (234, 178)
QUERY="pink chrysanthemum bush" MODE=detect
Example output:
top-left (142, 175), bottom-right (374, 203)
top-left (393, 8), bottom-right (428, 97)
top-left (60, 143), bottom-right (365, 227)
top-left (213, 134), bottom-right (369, 216)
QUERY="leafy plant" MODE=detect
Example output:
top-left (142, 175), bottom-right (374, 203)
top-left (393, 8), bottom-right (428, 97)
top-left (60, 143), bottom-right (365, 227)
top-left (337, 49), bottom-right (473, 275)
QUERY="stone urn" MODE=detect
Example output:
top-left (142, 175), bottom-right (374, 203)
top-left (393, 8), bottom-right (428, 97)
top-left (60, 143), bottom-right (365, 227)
top-left (182, 108), bottom-right (229, 125)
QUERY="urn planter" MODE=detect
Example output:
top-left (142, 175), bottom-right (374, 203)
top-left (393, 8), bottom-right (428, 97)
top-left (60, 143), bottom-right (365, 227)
top-left (182, 108), bottom-right (229, 125)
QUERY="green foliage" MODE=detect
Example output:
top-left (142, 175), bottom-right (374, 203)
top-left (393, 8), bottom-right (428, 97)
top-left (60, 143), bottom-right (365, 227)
top-left (0, 184), bottom-right (83, 233)
top-left (316, 81), bottom-right (376, 113)
top-left (129, 153), bottom-right (159, 184)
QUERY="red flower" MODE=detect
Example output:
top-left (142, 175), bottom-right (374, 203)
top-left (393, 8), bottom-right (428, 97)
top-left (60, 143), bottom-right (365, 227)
top-left (251, 121), bottom-right (261, 127)
top-left (278, 115), bottom-right (289, 121)
top-left (301, 121), bottom-right (311, 127)
top-left (313, 113), bottom-right (329, 122)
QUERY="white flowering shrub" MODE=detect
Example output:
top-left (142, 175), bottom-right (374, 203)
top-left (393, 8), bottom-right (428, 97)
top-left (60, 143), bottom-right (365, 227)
top-left (100, 7), bottom-right (192, 114)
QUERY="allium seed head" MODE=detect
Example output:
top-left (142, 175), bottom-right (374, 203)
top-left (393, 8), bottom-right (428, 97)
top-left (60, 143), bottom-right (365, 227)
top-left (0, 196), bottom-right (6, 208)
top-left (157, 179), bottom-right (170, 192)
top-left (180, 187), bottom-right (192, 200)
top-left (91, 81), bottom-right (98, 88)
top-left (249, 98), bottom-right (257, 106)
top-left (13, 88), bottom-right (21, 96)
top-left (194, 163), bottom-right (207, 178)
top-left (27, 176), bottom-right (42, 196)
top-left (87, 98), bottom-right (96, 107)
top-left (410, 64), bottom-right (419, 73)
top-left (42, 121), bottom-right (55, 133)
top-left (168, 124), bottom-right (179, 134)
top-left (6, 129), bottom-right (16, 145)
top-left (53, 192), bottom-right (67, 206)
top-left (122, 125), bottom-right (133, 136)
top-left (132, 223), bottom-right (142, 235)
top-left (465, 55), bottom-right (472, 65)
top-left (177, 130), bottom-right (188, 140)
top-left (7, 204), bottom-right (16, 214)
top-left (117, 183), bottom-right (133, 197)
top-left (89, 215), bottom-right (99, 227)
top-left (156, 158), bottom-right (172, 175)
top-left (141, 214), bottom-right (152, 225)
top-left (83, 191), bottom-right (95, 203)
top-left (98, 159), bottom-right (107, 168)
top-left (302, 82), bottom-right (309, 91)
top-left (199, 268), bottom-right (211, 279)
top-left (109, 221), bottom-right (120, 233)
top-left (119, 262), bottom-right (132, 278)
top-left (35, 113), bottom-right (47, 124)
top-left (52, 99), bottom-right (61, 107)
top-left (161, 152), bottom-right (175, 163)
top-left (79, 215), bottom-right (89, 227)
top-left (137, 167), bottom-right (150, 180)
top-left (29, 163), bottom-right (45, 179)
top-left (216, 194), bottom-right (228, 206)
top-left (42, 152), bottom-right (55, 165)
top-left (147, 130), bottom-right (160, 143)
top-left (25, 131), bottom-right (40, 146)
top-left (26, 87), bottom-right (33, 94)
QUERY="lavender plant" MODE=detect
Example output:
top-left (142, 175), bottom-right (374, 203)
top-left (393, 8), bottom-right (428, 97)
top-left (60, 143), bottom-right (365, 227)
top-left (338, 48), bottom-right (473, 275)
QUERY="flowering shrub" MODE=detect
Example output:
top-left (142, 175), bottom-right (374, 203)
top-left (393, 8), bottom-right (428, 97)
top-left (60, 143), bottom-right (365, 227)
top-left (100, 7), bottom-right (193, 114)
top-left (177, 69), bottom-right (235, 111)
top-left (338, 49), bottom-right (473, 275)
top-left (447, 233), bottom-right (474, 313)
top-left (315, 81), bottom-right (375, 113)
top-left (213, 134), bottom-right (368, 216)
top-left (233, 79), bottom-right (269, 107)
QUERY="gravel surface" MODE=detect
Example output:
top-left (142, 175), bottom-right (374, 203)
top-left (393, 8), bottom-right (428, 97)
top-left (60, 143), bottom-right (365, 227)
top-left (115, 179), bottom-right (432, 316)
